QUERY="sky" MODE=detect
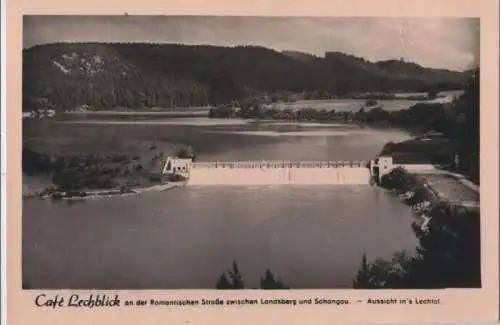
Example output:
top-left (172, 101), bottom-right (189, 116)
top-left (23, 16), bottom-right (479, 71)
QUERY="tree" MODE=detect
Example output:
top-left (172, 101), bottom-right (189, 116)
top-left (215, 261), bottom-right (245, 289)
top-left (175, 145), bottom-right (195, 160)
top-left (260, 269), bottom-right (289, 289)
top-left (353, 204), bottom-right (480, 289)
top-left (453, 69), bottom-right (479, 183)
top-left (228, 261), bottom-right (245, 289)
top-left (215, 272), bottom-right (232, 289)
top-left (353, 253), bottom-right (373, 288)
top-left (427, 88), bottom-right (439, 100)
top-left (24, 42), bottom-right (467, 112)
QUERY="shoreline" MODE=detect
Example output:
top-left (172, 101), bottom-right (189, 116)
top-left (382, 169), bottom-right (479, 230)
top-left (25, 182), bottom-right (185, 201)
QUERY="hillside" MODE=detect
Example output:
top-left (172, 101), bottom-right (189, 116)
top-left (22, 43), bottom-right (470, 111)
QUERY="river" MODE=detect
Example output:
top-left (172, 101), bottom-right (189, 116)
top-left (23, 118), bottom-right (420, 289)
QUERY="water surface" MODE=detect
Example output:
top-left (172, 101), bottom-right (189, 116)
top-left (23, 186), bottom-right (418, 289)
top-left (23, 114), bottom-right (419, 289)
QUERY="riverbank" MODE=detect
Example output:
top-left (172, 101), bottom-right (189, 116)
top-left (354, 163), bottom-right (480, 289)
top-left (21, 135), bottom-right (191, 197)
top-left (62, 110), bottom-right (209, 119)
top-left (31, 182), bottom-right (185, 201)
top-left (380, 167), bottom-right (479, 230)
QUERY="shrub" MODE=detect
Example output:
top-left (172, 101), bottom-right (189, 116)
top-left (149, 174), bottom-right (162, 183)
top-left (260, 269), bottom-right (289, 289)
top-left (175, 145), bottom-right (195, 159)
top-left (215, 261), bottom-right (244, 289)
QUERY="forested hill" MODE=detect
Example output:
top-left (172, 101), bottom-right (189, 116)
top-left (23, 43), bottom-right (471, 111)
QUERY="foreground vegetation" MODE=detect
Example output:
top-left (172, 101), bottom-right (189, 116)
top-left (215, 262), bottom-right (290, 290)
top-left (353, 168), bottom-right (480, 289)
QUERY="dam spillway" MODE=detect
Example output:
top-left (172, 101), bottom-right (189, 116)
top-left (185, 161), bottom-right (372, 186)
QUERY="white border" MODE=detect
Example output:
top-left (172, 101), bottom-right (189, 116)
top-left (1, 0), bottom-right (7, 323)
top-left (3, 6), bottom-right (500, 325)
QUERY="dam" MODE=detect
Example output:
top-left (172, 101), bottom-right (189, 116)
top-left (163, 158), bottom-right (373, 186)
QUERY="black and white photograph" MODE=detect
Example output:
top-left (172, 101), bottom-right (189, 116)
top-left (21, 16), bottom-right (480, 290)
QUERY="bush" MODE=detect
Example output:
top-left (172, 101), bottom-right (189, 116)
top-left (215, 261), bottom-right (244, 289)
top-left (168, 174), bottom-right (186, 182)
top-left (149, 174), bottom-right (162, 183)
top-left (22, 148), bottom-right (53, 175)
top-left (175, 145), bottom-right (195, 159)
top-left (260, 269), bottom-right (289, 289)
top-left (380, 167), bottom-right (412, 190)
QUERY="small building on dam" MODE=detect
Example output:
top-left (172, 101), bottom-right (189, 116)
top-left (162, 157), bottom-right (192, 181)
top-left (369, 156), bottom-right (437, 184)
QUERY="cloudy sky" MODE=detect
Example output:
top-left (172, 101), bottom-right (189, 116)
top-left (23, 16), bottom-right (479, 71)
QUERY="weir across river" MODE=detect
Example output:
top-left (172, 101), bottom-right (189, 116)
top-left (164, 158), bottom-right (373, 185)
top-left (191, 160), bottom-right (369, 169)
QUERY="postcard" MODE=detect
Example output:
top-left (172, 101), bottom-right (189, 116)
top-left (3, 0), bottom-right (499, 324)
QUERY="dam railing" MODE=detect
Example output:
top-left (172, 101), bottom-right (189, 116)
top-left (191, 160), bottom-right (370, 169)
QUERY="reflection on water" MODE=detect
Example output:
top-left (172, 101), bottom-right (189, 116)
top-left (23, 118), bottom-right (417, 289)
top-left (192, 125), bottom-right (410, 162)
top-left (202, 130), bottom-right (355, 137)
top-left (26, 118), bottom-right (412, 161)
top-left (58, 117), bottom-right (250, 126)
top-left (23, 186), bottom-right (418, 289)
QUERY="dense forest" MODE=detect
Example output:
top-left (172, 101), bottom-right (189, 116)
top-left (23, 43), bottom-right (471, 111)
